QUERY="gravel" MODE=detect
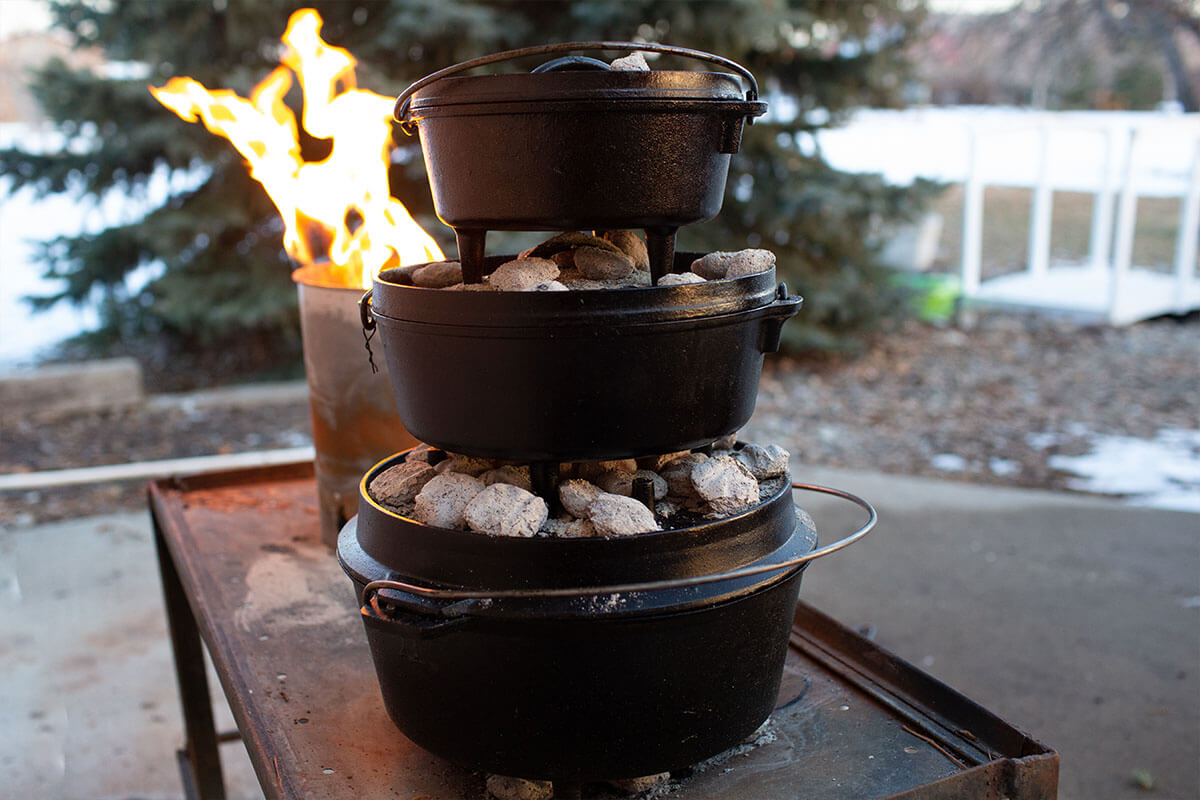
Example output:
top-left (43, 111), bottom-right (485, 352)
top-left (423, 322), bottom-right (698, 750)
top-left (2, 310), bottom-right (1195, 526)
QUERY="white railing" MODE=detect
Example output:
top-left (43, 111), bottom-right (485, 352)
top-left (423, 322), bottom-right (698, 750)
top-left (959, 113), bottom-right (1200, 324)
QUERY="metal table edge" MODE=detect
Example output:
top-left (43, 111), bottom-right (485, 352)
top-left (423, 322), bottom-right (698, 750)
top-left (148, 464), bottom-right (317, 800)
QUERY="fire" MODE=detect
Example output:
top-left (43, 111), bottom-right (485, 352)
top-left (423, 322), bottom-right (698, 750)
top-left (149, 9), bottom-right (443, 289)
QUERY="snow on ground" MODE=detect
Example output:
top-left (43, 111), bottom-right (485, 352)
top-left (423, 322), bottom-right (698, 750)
top-left (1048, 429), bottom-right (1200, 513)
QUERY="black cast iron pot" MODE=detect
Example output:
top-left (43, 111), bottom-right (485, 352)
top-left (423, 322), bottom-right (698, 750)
top-left (337, 452), bottom-right (830, 782)
top-left (361, 252), bottom-right (801, 463)
top-left (394, 42), bottom-right (768, 281)
top-left (395, 41), bottom-right (766, 233)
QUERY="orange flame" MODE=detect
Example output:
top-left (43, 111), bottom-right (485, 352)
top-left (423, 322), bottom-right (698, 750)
top-left (150, 9), bottom-right (443, 289)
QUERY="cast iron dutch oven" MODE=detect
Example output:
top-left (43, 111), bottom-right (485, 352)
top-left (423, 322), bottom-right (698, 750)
top-left (394, 42), bottom-right (767, 235)
top-left (361, 252), bottom-right (801, 462)
top-left (337, 450), bottom-right (877, 782)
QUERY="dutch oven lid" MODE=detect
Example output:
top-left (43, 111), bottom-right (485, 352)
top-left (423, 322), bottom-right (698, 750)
top-left (368, 253), bottom-right (784, 328)
top-left (407, 69), bottom-right (746, 110)
top-left (396, 41), bottom-right (765, 130)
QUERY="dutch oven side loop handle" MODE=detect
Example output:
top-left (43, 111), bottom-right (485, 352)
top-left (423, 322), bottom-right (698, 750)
top-left (360, 483), bottom-right (877, 605)
top-left (359, 288), bottom-right (376, 333)
top-left (358, 289), bottom-right (380, 373)
top-left (361, 587), bottom-right (477, 639)
top-left (394, 41), bottom-right (763, 134)
top-left (759, 282), bottom-right (802, 353)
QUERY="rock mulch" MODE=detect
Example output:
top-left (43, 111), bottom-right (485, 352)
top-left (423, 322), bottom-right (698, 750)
top-left (1, 310), bottom-right (1195, 526)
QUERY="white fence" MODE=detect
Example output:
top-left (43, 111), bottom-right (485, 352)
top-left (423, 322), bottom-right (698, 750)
top-left (960, 115), bottom-right (1200, 324)
top-left (819, 108), bottom-right (1200, 324)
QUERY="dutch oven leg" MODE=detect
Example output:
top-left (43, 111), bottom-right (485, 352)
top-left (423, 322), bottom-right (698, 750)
top-left (455, 228), bottom-right (487, 284)
top-left (530, 461), bottom-right (561, 512)
top-left (645, 227), bottom-right (677, 284)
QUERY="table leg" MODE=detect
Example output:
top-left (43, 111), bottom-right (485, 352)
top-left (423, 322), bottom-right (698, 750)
top-left (154, 512), bottom-right (227, 800)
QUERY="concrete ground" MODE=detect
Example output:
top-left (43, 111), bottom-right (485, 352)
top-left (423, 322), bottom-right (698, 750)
top-left (0, 466), bottom-right (1196, 800)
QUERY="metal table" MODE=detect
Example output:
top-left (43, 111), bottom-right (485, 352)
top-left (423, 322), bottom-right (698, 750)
top-left (149, 462), bottom-right (1058, 799)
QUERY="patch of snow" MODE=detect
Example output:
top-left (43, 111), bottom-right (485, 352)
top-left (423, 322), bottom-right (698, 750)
top-left (988, 457), bottom-right (1021, 477)
top-left (1025, 432), bottom-right (1061, 450)
top-left (1048, 428), bottom-right (1200, 513)
top-left (930, 453), bottom-right (968, 472)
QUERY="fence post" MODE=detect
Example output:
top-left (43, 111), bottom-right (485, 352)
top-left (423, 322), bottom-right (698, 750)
top-left (1174, 137), bottom-right (1200, 313)
top-left (1108, 126), bottom-right (1139, 324)
top-left (1027, 120), bottom-right (1053, 278)
top-left (961, 126), bottom-right (984, 296)
top-left (1088, 125), bottom-right (1118, 272)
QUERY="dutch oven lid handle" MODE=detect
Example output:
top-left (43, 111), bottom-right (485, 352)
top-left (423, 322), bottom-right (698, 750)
top-left (394, 41), bottom-right (762, 134)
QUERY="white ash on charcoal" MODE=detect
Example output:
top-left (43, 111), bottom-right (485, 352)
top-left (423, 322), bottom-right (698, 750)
top-left (404, 444), bottom-right (440, 464)
top-left (610, 51), bottom-right (651, 71)
top-left (650, 450), bottom-right (692, 469)
top-left (690, 249), bottom-right (776, 280)
top-left (690, 454), bottom-right (760, 515)
top-left (485, 774), bottom-right (554, 800)
top-left (368, 461), bottom-right (436, 509)
top-left (413, 472), bottom-right (486, 529)
top-left (487, 257), bottom-right (560, 291)
top-left (658, 452), bottom-right (709, 497)
top-left (587, 492), bottom-right (661, 537)
top-left (521, 231), bottom-right (624, 261)
top-left (428, 231), bottom-right (775, 291)
top-left (611, 772), bottom-right (672, 793)
top-left (731, 443), bottom-right (790, 479)
top-left (482, 465), bottom-right (532, 492)
top-left (573, 458), bottom-right (640, 481)
top-left (463, 482), bottom-right (548, 538)
top-left (558, 478), bottom-right (603, 519)
top-left (541, 515), bottom-right (598, 539)
top-left (601, 229), bottom-right (651, 271)
top-left (657, 271), bottom-right (706, 287)
top-left (560, 272), bottom-right (652, 290)
top-left (411, 260), bottom-right (463, 288)
top-left (595, 468), bottom-right (669, 501)
top-left (713, 432), bottom-right (739, 451)
top-left (574, 246), bottom-right (637, 281)
top-left (369, 443), bottom-right (792, 535)
top-left (434, 453), bottom-right (497, 476)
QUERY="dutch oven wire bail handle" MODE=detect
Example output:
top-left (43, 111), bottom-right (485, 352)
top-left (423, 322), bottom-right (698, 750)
top-left (361, 483), bottom-right (877, 609)
top-left (393, 40), bottom-right (764, 135)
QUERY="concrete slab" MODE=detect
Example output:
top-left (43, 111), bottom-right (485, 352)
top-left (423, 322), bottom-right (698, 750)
top-left (792, 464), bottom-right (1200, 800)
top-left (0, 512), bottom-right (262, 800)
top-left (0, 470), bottom-right (1195, 799)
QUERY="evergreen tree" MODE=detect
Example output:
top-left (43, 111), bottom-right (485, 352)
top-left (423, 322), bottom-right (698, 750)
top-left (2, 0), bottom-right (933, 387)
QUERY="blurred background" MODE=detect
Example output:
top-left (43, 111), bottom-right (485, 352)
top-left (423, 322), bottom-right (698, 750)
top-left (0, 3), bottom-right (1197, 799)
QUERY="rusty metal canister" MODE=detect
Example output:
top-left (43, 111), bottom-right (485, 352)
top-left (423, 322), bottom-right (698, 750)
top-left (294, 264), bottom-right (419, 546)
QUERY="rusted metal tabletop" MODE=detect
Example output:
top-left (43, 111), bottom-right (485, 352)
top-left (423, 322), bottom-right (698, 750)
top-left (149, 463), bottom-right (1058, 800)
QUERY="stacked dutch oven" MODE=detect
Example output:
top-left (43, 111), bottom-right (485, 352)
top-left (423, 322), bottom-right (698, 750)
top-left (337, 43), bottom-right (875, 786)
